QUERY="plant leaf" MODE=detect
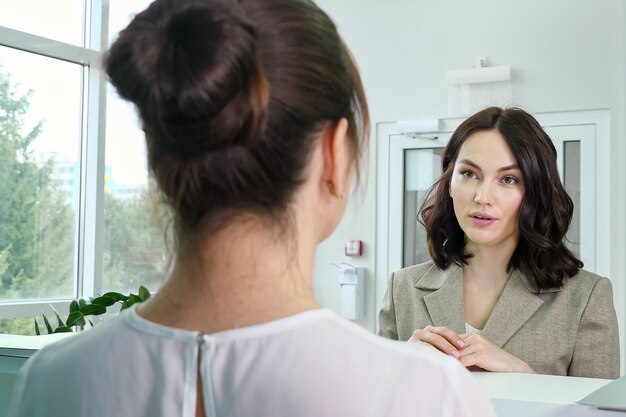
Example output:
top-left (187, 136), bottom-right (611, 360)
top-left (53, 326), bottom-right (73, 333)
top-left (78, 298), bottom-right (87, 307)
top-left (92, 295), bottom-right (116, 307)
top-left (42, 313), bottom-right (53, 334)
top-left (66, 311), bottom-right (86, 327)
top-left (102, 291), bottom-right (125, 302)
top-left (49, 306), bottom-right (64, 327)
top-left (34, 319), bottom-right (40, 336)
top-left (138, 286), bottom-right (151, 301)
top-left (80, 304), bottom-right (107, 316)
top-left (121, 293), bottom-right (143, 310)
top-left (54, 312), bottom-right (64, 327)
top-left (69, 300), bottom-right (79, 313)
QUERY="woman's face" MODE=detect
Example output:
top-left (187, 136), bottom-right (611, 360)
top-left (449, 129), bottom-right (525, 250)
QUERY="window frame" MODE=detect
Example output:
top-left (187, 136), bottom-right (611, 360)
top-left (0, 0), bottom-right (108, 320)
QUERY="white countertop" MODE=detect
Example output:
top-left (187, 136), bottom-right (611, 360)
top-left (473, 372), bottom-right (612, 404)
top-left (473, 372), bottom-right (621, 416)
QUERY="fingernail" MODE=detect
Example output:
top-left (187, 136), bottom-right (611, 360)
top-left (457, 340), bottom-right (466, 348)
top-left (451, 350), bottom-right (460, 359)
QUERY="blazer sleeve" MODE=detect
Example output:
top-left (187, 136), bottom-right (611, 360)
top-left (569, 277), bottom-right (620, 379)
top-left (378, 272), bottom-right (399, 340)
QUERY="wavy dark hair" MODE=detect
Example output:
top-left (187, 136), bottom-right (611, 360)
top-left (419, 107), bottom-right (582, 290)
top-left (104, 0), bottom-right (369, 242)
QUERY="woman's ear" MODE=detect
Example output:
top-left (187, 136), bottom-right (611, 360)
top-left (321, 118), bottom-right (350, 198)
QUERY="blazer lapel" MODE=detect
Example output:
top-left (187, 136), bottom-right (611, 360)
top-left (419, 265), bottom-right (465, 334)
top-left (481, 270), bottom-right (544, 347)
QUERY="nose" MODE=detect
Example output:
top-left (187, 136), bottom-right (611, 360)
top-left (473, 181), bottom-right (493, 205)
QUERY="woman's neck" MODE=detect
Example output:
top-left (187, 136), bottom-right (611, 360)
top-left (137, 217), bottom-right (320, 334)
top-left (463, 239), bottom-right (517, 285)
top-left (462, 240), bottom-right (517, 329)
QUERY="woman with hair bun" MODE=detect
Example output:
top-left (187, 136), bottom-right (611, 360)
top-left (379, 106), bottom-right (619, 379)
top-left (9, 1), bottom-right (495, 416)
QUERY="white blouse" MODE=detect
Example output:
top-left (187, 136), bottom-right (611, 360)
top-left (465, 322), bottom-right (482, 334)
top-left (9, 307), bottom-right (494, 417)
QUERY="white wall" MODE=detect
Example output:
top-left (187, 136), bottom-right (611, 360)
top-left (312, 0), bottom-right (626, 355)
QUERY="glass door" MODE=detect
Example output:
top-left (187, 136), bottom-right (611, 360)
top-left (402, 148), bottom-right (444, 267)
top-left (545, 125), bottom-right (596, 271)
top-left (385, 134), bottom-right (450, 280)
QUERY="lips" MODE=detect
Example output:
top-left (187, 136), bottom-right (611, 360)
top-left (470, 212), bottom-right (495, 221)
top-left (469, 212), bottom-right (496, 226)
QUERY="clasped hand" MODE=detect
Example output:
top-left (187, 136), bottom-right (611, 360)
top-left (408, 326), bottom-right (535, 373)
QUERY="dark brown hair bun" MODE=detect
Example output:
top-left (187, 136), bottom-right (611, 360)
top-left (107, 0), bottom-right (268, 156)
top-left (105, 0), bottom-right (369, 239)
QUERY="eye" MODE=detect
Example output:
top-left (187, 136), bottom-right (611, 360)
top-left (460, 170), bottom-right (478, 180)
top-left (501, 176), bottom-right (519, 185)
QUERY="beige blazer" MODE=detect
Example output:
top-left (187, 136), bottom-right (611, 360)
top-left (378, 261), bottom-right (620, 379)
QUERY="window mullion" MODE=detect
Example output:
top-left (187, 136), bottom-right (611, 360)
top-left (79, 0), bottom-right (107, 299)
top-left (0, 26), bottom-right (99, 66)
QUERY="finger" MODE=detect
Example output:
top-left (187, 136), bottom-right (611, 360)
top-left (457, 343), bottom-right (479, 358)
top-left (409, 340), bottom-right (439, 351)
top-left (457, 343), bottom-right (517, 373)
top-left (418, 331), bottom-right (462, 359)
top-left (457, 336), bottom-right (488, 357)
top-left (408, 332), bottom-right (432, 345)
top-left (430, 326), bottom-right (467, 349)
top-left (459, 332), bottom-right (478, 341)
top-left (409, 327), bottom-right (464, 358)
top-left (459, 333), bottom-right (483, 345)
top-left (458, 352), bottom-right (485, 370)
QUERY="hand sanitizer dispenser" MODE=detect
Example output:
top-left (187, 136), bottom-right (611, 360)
top-left (338, 264), bottom-right (365, 320)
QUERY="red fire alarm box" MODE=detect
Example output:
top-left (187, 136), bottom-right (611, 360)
top-left (345, 240), bottom-right (363, 257)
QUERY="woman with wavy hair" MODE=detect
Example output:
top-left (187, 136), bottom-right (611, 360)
top-left (8, 1), bottom-right (496, 416)
top-left (379, 106), bottom-right (619, 378)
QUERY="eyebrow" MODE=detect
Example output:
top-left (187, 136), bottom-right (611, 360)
top-left (458, 159), bottom-right (520, 172)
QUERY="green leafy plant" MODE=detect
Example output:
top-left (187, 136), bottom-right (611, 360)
top-left (34, 285), bottom-right (151, 335)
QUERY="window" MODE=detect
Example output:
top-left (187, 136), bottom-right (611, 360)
top-left (0, 46), bottom-right (81, 302)
top-left (0, 0), bottom-right (85, 46)
top-left (103, 0), bottom-right (169, 295)
top-left (0, 1), bottom-right (168, 334)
